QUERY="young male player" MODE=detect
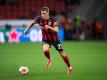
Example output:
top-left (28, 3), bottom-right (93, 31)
top-left (24, 7), bottom-right (72, 75)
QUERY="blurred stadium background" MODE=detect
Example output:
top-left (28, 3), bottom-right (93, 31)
top-left (0, 0), bottom-right (107, 80)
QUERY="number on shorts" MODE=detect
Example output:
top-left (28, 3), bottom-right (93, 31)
top-left (57, 44), bottom-right (62, 49)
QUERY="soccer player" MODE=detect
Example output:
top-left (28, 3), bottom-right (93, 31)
top-left (24, 7), bottom-right (72, 75)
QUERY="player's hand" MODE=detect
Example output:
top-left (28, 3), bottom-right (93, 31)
top-left (45, 25), bottom-right (49, 29)
top-left (45, 25), bottom-right (52, 30)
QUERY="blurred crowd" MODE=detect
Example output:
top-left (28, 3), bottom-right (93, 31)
top-left (53, 0), bottom-right (105, 40)
top-left (56, 14), bottom-right (104, 40)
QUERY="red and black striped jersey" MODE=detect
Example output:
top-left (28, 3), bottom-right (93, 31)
top-left (35, 16), bottom-right (58, 41)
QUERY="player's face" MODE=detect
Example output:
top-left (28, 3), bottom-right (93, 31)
top-left (41, 11), bottom-right (49, 19)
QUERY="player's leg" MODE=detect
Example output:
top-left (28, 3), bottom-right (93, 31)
top-left (59, 51), bottom-right (72, 75)
top-left (43, 43), bottom-right (50, 60)
top-left (52, 40), bottom-right (72, 75)
top-left (42, 43), bottom-right (52, 69)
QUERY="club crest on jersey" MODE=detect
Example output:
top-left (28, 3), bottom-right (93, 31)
top-left (48, 22), bottom-right (52, 26)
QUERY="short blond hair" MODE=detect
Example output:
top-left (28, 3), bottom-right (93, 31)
top-left (41, 7), bottom-right (49, 12)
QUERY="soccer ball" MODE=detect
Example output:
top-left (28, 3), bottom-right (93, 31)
top-left (19, 66), bottom-right (29, 75)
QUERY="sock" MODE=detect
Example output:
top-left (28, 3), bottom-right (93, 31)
top-left (62, 55), bottom-right (71, 68)
top-left (44, 51), bottom-right (51, 60)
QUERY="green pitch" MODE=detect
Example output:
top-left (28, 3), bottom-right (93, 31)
top-left (0, 41), bottom-right (107, 80)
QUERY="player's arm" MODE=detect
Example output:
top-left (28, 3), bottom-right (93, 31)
top-left (45, 22), bottom-right (58, 33)
top-left (24, 20), bottom-right (36, 35)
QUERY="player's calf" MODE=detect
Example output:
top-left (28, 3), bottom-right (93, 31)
top-left (44, 50), bottom-right (51, 60)
top-left (59, 51), bottom-right (72, 75)
top-left (43, 50), bottom-right (52, 69)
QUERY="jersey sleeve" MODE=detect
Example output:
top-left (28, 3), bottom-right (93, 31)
top-left (34, 16), bottom-right (41, 23)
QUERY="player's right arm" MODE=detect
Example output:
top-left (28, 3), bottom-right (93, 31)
top-left (24, 20), bottom-right (36, 35)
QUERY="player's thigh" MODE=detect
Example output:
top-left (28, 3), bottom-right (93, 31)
top-left (42, 43), bottom-right (50, 51)
top-left (52, 40), bottom-right (64, 52)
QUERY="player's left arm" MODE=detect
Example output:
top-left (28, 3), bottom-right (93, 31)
top-left (24, 20), bottom-right (36, 35)
top-left (45, 22), bottom-right (58, 33)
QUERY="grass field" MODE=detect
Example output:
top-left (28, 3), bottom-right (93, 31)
top-left (0, 41), bottom-right (107, 80)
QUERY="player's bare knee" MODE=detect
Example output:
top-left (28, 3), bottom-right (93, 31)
top-left (43, 44), bottom-right (50, 52)
top-left (43, 47), bottom-right (49, 52)
top-left (43, 48), bottom-right (49, 52)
